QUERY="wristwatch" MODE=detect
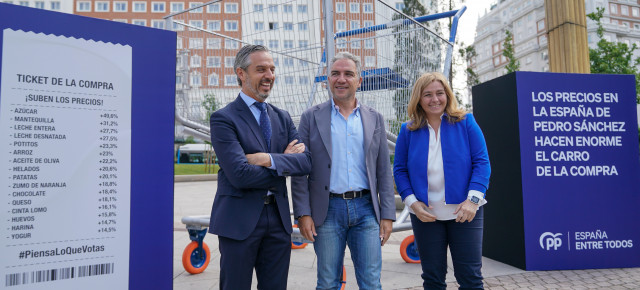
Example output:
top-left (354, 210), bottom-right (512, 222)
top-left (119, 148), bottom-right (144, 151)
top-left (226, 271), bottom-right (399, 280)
top-left (468, 196), bottom-right (480, 205)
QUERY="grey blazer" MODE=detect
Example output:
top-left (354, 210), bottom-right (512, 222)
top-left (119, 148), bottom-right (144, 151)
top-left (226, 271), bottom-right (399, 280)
top-left (291, 100), bottom-right (396, 227)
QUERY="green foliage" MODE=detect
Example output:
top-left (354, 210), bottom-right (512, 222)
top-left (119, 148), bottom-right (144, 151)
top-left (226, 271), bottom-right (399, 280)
top-left (184, 136), bottom-right (196, 144)
top-left (174, 164), bottom-right (219, 175)
top-left (202, 93), bottom-right (219, 123)
top-left (503, 29), bottom-right (520, 73)
top-left (588, 7), bottom-right (640, 104)
top-left (455, 42), bottom-right (480, 110)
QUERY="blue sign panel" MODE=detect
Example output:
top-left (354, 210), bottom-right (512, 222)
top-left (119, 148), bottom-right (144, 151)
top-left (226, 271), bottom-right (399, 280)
top-left (516, 72), bottom-right (640, 270)
top-left (0, 3), bottom-right (175, 289)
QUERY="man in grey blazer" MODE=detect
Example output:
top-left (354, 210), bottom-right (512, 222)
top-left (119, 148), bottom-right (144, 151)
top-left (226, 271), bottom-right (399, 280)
top-left (291, 51), bottom-right (396, 290)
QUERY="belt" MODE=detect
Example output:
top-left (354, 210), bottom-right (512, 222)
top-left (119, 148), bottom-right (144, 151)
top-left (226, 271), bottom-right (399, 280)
top-left (329, 189), bottom-right (370, 199)
top-left (263, 194), bottom-right (276, 204)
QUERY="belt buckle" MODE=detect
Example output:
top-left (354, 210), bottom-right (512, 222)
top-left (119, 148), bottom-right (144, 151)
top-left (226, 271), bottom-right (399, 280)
top-left (343, 191), bottom-right (354, 199)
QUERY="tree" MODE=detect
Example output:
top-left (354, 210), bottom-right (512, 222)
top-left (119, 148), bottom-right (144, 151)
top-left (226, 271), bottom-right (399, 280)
top-left (391, 0), bottom-right (441, 133)
top-left (503, 29), bottom-right (520, 73)
top-left (455, 42), bottom-right (480, 110)
top-left (588, 7), bottom-right (640, 104)
top-left (201, 93), bottom-right (219, 123)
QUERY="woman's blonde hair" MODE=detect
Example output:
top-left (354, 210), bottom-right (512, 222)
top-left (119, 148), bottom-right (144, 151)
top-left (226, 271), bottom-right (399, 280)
top-left (406, 72), bottom-right (466, 131)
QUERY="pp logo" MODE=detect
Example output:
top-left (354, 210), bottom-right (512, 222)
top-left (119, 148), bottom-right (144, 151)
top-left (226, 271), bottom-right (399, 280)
top-left (539, 232), bottom-right (563, 250)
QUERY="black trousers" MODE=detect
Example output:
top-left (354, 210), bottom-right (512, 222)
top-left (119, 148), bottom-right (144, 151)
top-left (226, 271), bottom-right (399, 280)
top-left (410, 207), bottom-right (484, 290)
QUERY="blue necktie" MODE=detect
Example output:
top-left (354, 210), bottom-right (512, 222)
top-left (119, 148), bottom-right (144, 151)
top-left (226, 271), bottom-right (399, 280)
top-left (255, 102), bottom-right (271, 152)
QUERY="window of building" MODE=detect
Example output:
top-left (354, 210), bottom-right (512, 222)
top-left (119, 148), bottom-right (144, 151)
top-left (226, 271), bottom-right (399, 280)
top-left (50, 1), bottom-right (60, 10)
top-left (151, 20), bottom-right (165, 29)
top-left (350, 2), bottom-right (359, 13)
top-left (34, 1), bottom-right (44, 9)
top-left (269, 40), bottom-right (279, 49)
top-left (225, 3), bottom-right (238, 13)
top-left (207, 57), bottom-right (221, 68)
top-left (285, 76), bottom-right (295, 84)
top-left (350, 20), bottom-right (360, 29)
top-left (337, 38), bottom-right (347, 48)
top-left (363, 3), bottom-right (373, 13)
top-left (132, 2), bottom-right (146, 12)
top-left (190, 72), bottom-right (201, 86)
top-left (132, 19), bottom-right (147, 26)
top-left (336, 2), bottom-right (346, 13)
top-left (225, 75), bottom-right (237, 86)
top-left (351, 38), bottom-right (361, 48)
top-left (632, 7), bottom-right (639, 17)
top-left (207, 3), bottom-right (220, 13)
top-left (225, 21), bottom-right (238, 31)
top-left (299, 59), bottom-right (309, 67)
top-left (299, 76), bottom-right (309, 84)
top-left (336, 20), bottom-right (346, 31)
top-left (621, 5), bottom-right (629, 16)
top-left (268, 4), bottom-right (278, 13)
top-left (283, 4), bottom-right (292, 13)
top-left (171, 2), bottom-right (184, 13)
top-left (364, 20), bottom-right (374, 28)
top-left (365, 56), bottom-right (375, 67)
top-left (254, 39), bottom-right (264, 46)
top-left (114, 1), bottom-right (127, 12)
top-left (189, 20), bottom-right (203, 30)
top-left (269, 22), bottom-right (279, 30)
top-left (190, 55), bottom-right (201, 68)
top-left (284, 22), bottom-right (293, 31)
top-left (152, 2), bottom-right (165, 12)
top-left (225, 57), bottom-right (235, 68)
top-left (225, 39), bottom-right (239, 49)
top-left (395, 2), bottom-right (405, 11)
top-left (537, 19), bottom-right (545, 32)
top-left (254, 4), bottom-right (263, 12)
top-left (189, 38), bottom-right (203, 49)
top-left (177, 37), bottom-right (183, 49)
top-left (16, 1), bottom-right (26, 6)
top-left (298, 4), bottom-right (307, 13)
top-left (284, 40), bottom-right (293, 49)
top-left (299, 40), bottom-right (308, 48)
top-left (77, 1), bottom-right (90, 12)
top-left (208, 74), bottom-right (219, 86)
top-left (365, 39), bottom-right (374, 49)
top-left (610, 3), bottom-right (617, 14)
top-left (298, 22), bottom-right (308, 31)
top-left (189, 2), bottom-right (203, 13)
top-left (207, 38), bottom-right (221, 49)
top-left (208, 20), bottom-right (221, 31)
top-left (255, 22), bottom-right (264, 31)
top-left (284, 58), bottom-right (295, 67)
top-left (113, 19), bottom-right (127, 23)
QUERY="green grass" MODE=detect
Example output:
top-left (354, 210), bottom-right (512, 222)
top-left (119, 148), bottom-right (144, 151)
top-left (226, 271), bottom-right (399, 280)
top-left (174, 164), bottom-right (219, 175)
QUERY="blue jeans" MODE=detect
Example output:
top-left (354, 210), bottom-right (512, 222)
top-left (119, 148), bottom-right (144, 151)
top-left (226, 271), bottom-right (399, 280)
top-left (410, 207), bottom-right (484, 290)
top-left (313, 194), bottom-right (382, 290)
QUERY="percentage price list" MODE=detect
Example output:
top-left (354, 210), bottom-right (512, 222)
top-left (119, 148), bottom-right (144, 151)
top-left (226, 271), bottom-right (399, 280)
top-left (97, 113), bottom-right (122, 235)
top-left (0, 29), bottom-right (132, 289)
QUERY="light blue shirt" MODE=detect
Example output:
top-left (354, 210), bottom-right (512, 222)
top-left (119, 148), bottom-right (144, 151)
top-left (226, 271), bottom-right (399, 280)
top-left (329, 98), bottom-right (369, 193)
top-left (239, 91), bottom-right (276, 171)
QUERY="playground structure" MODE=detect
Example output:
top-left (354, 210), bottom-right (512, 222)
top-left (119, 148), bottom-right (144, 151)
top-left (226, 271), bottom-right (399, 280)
top-left (167, 0), bottom-right (467, 281)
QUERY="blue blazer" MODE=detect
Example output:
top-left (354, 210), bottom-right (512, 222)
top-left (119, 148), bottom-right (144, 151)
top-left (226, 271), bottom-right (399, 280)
top-left (208, 96), bottom-right (312, 240)
top-left (393, 113), bottom-right (490, 205)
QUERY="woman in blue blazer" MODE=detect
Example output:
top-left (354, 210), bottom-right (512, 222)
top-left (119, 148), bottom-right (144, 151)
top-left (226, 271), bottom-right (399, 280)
top-left (394, 72), bottom-right (491, 289)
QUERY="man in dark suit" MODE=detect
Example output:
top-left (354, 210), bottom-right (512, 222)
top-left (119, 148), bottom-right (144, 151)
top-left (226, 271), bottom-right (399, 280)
top-left (208, 45), bottom-right (311, 290)
top-left (291, 52), bottom-right (396, 289)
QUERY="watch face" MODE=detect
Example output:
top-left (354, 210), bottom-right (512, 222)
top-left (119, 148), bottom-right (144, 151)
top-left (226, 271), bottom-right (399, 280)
top-left (470, 196), bottom-right (480, 204)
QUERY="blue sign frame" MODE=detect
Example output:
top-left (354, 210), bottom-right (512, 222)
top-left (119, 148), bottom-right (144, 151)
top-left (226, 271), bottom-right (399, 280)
top-left (0, 3), bottom-right (176, 289)
top-left (516, 72), bottom-right (640, 270)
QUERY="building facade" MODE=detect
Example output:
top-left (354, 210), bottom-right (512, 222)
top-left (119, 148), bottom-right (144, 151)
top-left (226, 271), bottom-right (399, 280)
top-left (472, 0), bottom-right (640, 83)
top-left (1, 0), bottom-right (73, 13)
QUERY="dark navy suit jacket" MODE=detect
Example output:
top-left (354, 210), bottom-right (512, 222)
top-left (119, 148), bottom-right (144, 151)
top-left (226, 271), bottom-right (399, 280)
top-left (208, 96), bottom-right (311, 240)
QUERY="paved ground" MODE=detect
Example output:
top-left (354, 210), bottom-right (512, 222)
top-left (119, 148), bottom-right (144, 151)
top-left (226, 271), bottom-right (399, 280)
top-left (173, 179), bottom-right (640, 289)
